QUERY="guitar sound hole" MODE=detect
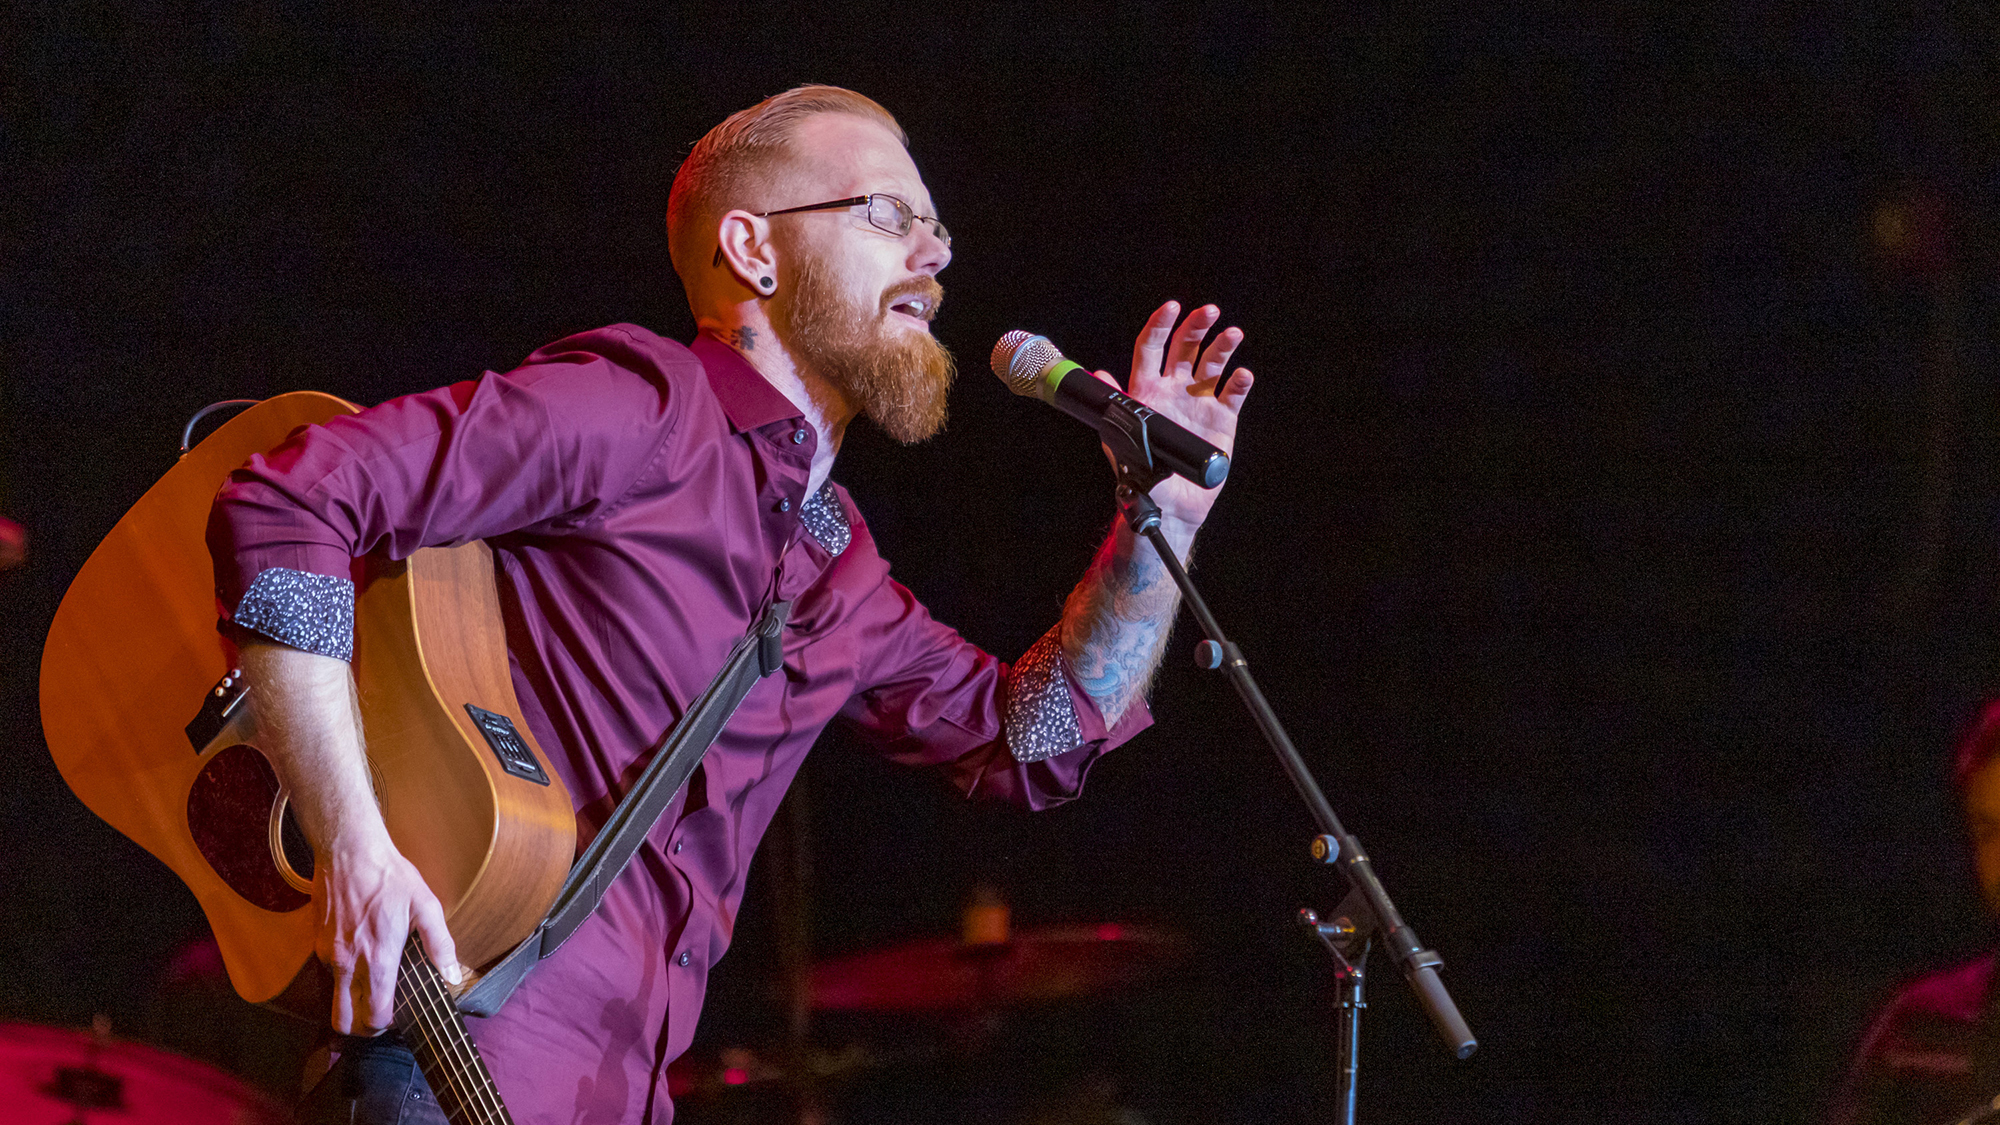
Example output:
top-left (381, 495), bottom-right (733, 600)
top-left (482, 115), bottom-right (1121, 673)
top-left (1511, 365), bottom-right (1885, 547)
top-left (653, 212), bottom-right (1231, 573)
top-left (186, 743), bottom-right (311, 913)
top-left (279, 802), bottom-right (314, 882)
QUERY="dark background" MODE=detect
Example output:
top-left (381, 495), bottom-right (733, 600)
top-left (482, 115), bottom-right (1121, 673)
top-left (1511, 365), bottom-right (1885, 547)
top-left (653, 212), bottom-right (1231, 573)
top-left (6, 3), bottom-right (2000, 1122)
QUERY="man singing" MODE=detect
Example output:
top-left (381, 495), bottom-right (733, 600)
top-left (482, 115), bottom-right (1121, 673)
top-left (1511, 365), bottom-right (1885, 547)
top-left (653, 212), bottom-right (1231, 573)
top-left (208, 85), bottom-right (1254, 1124)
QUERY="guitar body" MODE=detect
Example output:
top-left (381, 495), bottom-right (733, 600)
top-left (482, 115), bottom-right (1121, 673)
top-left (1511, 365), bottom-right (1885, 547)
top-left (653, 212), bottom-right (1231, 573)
top-left (40, 393), bottom-right (576, 1009)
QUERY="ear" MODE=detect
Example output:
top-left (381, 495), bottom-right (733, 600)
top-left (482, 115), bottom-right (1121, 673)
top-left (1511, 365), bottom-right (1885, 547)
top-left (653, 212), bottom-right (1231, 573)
top-left (714, 210), bottom-right (778, 295)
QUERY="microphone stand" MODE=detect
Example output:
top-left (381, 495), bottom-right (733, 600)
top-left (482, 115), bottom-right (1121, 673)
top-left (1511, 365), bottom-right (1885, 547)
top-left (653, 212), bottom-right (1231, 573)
top-left (1094, 399), bottom-right (1477, 1124)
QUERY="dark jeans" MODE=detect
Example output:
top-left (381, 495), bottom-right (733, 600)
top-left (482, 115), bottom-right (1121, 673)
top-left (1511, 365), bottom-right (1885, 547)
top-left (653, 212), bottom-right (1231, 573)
top-left (297, 1034), bottom-right (450, 1125)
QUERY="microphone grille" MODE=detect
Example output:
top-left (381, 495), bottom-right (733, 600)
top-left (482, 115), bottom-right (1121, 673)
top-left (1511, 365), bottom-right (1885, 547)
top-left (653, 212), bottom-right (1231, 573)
top-left (989, 330), bottom-right (1065, 398)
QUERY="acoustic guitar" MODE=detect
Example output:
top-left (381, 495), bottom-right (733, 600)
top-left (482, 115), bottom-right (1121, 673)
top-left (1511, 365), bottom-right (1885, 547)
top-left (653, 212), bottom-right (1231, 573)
top-left (40, 393), bottom-right (577, 1125)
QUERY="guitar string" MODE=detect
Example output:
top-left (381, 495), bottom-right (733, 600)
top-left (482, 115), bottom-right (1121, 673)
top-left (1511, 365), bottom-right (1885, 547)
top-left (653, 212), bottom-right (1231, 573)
top-left (401, 951), bottom-right (500, 1125)
top-left (395, 992), bottom-right (472, 1125)
top-left (400, 1018), bottom-right (470, 1125)
top-left (413, 946), bottom-right (511, 1125)
top-left (399, 941), bottom-right (509, 1125)
top-left (396, 947), bottom-right (485, 1125)
top-left (405, 945), bottom-right (506, 1125)
top-left (414, 953), bottom-right (509, 1124)
top-left (410, 945), bottom-right (510, 1122)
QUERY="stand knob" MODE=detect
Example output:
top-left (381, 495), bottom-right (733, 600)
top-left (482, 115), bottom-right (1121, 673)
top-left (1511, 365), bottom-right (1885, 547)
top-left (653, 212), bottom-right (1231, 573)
top-left (1194, 639), bottom-right (1223, 670)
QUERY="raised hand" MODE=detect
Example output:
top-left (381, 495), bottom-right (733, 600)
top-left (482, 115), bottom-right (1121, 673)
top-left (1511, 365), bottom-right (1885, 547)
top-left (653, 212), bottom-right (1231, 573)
top-left (1094, 300), bottom-right (1253, 532)
top-left (1057, 301), bottom-right (1254, 724)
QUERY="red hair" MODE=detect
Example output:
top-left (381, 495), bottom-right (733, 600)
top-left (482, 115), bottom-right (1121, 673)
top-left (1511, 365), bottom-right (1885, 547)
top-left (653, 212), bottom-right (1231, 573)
top-left (665, 86), bottom-right (907, 291)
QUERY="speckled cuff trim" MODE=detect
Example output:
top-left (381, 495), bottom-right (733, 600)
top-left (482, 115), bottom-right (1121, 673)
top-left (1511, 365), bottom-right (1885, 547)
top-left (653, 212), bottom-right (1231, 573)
top-left (800, 481), bottom-right (851, 556)
top-left (232, 567), bottom-right (355, 662)
top-left (1006, 628), bottom-right (1085, 763)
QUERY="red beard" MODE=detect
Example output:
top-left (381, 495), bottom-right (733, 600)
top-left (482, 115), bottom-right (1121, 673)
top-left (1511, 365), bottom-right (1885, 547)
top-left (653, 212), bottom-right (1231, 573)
top-left (772, 259), bottom-right (955, 444)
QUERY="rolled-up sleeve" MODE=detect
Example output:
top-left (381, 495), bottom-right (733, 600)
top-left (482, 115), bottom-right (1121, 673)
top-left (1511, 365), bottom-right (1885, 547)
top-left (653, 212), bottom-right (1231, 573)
top-left (229, 567), bottom-right (357, 660)
top-left (207, 325), bottom-right (691, 654)
top-left (836, 570), bottom-right (1152, 811)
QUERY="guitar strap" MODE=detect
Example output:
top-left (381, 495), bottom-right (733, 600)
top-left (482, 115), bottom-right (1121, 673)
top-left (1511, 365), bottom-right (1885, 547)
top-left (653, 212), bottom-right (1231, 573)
top-left (458, 598), bottom-right (792, 1018)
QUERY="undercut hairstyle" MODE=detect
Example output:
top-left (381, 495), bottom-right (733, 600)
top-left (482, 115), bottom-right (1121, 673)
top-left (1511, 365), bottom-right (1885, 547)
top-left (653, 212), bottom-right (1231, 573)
top-left (1953, 698), bottom-right (2000, 795)
top-left (666, 85), bottom-right (908, 292)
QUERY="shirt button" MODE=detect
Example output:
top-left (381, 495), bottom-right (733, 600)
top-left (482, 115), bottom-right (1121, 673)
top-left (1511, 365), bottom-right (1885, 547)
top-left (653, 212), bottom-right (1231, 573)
top-left (792, 428), bottom-right (808, 444)
top-left (777, 497), bottom-right (792, 513)
top-left (673, 839), bottom-right (683, 854)
top-left (678, 951), bottom-right (691, 966)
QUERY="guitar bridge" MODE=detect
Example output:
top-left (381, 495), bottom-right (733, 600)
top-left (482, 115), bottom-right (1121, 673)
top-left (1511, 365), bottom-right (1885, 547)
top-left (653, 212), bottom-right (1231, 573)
top-left (464, 705), bottom-right (551, 786)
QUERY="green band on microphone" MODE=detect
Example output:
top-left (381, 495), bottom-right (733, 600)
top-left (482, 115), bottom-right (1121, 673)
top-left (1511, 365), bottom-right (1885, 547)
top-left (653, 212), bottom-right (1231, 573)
top-left (1040, 358), bottom-right (1084, 404)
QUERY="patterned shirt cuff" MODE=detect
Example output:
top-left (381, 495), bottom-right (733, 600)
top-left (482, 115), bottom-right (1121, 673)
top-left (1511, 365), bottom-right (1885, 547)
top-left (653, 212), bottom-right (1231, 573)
top-left (231, 567), bottom-right (355, 662)
top-left (1005, 627), bottom-right (1085, 763)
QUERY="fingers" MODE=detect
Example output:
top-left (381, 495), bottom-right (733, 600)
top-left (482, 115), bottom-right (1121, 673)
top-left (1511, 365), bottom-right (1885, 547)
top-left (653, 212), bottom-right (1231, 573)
top-left (1132, 302), bottom-right (1243, 398)
top-left (317, 871), bottom-right (461, 1035)
top-left (412, 891), bottom-right (463, 988)
top-left (328, 957), bottom-right (358, 1035)
top-left (1218, 368), bottom-right (1254, 412)
top-left (1164, 304), bottom-right (1222, 380)
top-left (324, 918), bottom-right (405, 1036)
top-left (361, 926), bottom-right (401, 1034)
top-left (1130, 301), bottom-right (1181, 384)
top-left (1189, 326), bottom-right (1245, 398)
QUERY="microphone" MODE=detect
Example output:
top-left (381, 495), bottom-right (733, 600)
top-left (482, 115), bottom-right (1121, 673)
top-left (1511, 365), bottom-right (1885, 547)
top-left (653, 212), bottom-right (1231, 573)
top-left (989, 331), bottom-right (1230, 489)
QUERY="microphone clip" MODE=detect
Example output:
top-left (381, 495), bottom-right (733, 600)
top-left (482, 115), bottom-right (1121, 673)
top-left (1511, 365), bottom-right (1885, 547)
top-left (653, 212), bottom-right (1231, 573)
top-left (1115, 482), bottom-right (1163, 536)
top-left (1099, 391), bottom-right (1172, 534)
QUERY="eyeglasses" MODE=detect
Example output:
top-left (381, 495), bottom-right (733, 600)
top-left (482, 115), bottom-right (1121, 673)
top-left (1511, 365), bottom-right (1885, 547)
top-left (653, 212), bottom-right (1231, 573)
top-left (759, 193), bottom-right (951, 249)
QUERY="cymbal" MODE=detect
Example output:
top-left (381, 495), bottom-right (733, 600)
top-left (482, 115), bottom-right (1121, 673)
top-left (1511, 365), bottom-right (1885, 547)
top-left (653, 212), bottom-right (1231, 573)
top-left (810, 922), bottom-right (1186, 1012)
top-left (0, 1020), bottom-right (289, 1125)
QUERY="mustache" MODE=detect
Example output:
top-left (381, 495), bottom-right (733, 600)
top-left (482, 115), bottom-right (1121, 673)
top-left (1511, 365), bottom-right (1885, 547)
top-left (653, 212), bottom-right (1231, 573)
top-left (880, 276), bottom-right (945, 321)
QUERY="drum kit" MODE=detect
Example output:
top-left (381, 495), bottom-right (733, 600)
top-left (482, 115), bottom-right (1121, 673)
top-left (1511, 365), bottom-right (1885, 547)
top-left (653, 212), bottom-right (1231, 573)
top-left (670, 903), bottom-right (1190, 1125)
top-left (2, 1016), bottom-right (290, 1125)
top-left (807, 919), bottom-right (1187, 1014)
top-left (6, 911), bottom-right (1181, 1125)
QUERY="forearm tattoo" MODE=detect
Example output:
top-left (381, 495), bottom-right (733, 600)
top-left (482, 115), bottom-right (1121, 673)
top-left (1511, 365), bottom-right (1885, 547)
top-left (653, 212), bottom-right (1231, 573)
top-left (1059, 525), bottom-right (1186, 725)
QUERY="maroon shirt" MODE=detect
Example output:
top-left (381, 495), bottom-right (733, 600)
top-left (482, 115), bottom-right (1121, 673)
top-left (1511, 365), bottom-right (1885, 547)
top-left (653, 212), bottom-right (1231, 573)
top-left (207, 326), bottom-right (1150, 1123)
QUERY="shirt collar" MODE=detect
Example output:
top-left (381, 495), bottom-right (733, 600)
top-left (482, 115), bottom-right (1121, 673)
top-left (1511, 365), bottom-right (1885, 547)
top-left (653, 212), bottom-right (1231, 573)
top-left (691, 331), bottom-right (806, 435)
